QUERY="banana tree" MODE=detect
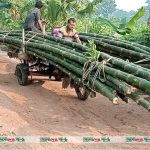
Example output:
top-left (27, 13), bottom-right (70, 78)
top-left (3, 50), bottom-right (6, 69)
top-left (43, 0), bottom-right (103, 29)
top-left (43, 0), bottom-right (80, 28)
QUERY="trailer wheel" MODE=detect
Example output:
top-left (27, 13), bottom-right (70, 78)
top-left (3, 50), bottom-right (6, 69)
top-left (74, 84), bottom-right (89, 101)
top-left (15, 63), bottom-right (29, 86)
top-left (55, 75), bottom-right (62, 81)
top-left (54, 70), bottom-right (62, 81)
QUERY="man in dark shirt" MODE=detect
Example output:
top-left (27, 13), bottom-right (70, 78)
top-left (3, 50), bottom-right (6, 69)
top-left (24, 1), bottom-right (44, 33)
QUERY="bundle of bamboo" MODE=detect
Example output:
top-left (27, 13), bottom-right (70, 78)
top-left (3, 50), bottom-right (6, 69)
top-left (0, 31), bottom-right (149, 111)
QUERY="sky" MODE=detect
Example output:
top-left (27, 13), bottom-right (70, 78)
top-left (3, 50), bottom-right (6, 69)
top-left (115, 0), bottom-right (148, 12)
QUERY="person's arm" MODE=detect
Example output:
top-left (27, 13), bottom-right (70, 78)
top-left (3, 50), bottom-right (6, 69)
top-left (37, 19), bottom-right (43, 32)
top-left (57, 27), bottom-right (64, 38)
top-left (57, 31), bottom-right (63, 38)
top-left (76, 37), bottom-right (82, 44)
top-left (74, 33), bottom-right (82, 44)
top-left (35, 11), bottom-right (44, 33)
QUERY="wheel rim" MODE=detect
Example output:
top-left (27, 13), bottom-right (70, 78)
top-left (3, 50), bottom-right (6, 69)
top-left (79, 87), bottom-right (85, 95)
top-left (74, 84), bottom-right (89, 100)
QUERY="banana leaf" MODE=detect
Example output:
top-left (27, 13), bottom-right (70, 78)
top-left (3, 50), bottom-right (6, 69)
top-left (127, 7), bottom-right (145, 30)
top-left (98, 7), bottom-right (145, 35)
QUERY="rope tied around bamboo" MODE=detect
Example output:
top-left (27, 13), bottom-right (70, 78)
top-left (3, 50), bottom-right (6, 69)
top-left (25, 32), bottom-right (39, 51)
top-left (82, 58), bottom-right (112, 92)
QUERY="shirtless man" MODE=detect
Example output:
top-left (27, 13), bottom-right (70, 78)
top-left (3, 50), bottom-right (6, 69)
top-left (57, 18), bottom-right (82, 88)
top-left (58, 18), bottom-right (82, 44)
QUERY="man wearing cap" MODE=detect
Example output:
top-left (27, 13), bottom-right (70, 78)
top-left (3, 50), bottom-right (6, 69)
top-left (24, 1), bottom-right (44, 33)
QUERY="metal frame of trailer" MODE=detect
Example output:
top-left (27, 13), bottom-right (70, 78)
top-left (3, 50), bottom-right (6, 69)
top-left (9, 30), bottom-right (89, 100)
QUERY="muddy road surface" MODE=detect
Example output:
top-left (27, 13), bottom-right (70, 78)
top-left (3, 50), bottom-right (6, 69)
top-left (0, 51), bottom-right (149, 150)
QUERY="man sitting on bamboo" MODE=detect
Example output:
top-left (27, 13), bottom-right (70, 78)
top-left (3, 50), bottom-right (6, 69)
top-left (58, 18), bottom-right (82, 44)
top-left (57, 18), bottom-right (82, 88)
top-left (24, 1), bottom-right (45, 33)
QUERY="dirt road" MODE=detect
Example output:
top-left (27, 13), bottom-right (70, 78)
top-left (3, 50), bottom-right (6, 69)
top-left (0, 51), bottom-right (149, 150)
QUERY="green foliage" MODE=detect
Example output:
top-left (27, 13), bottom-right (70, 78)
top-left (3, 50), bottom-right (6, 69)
top-left (88, 19), bottom-right (112, 34)
top-left (127, 7), bottom-right (145, 30)
top-left (43, 0), bottom-right (101, 29)
top-left (0, 0), bottom-right (35, 30)
top-left (43, 0), bottom-right (79, 28)
top-left (76, 18), bottom-right (113, 34)
top-left (78, 0), bottom-right (103, 16)
top-left (98, 7), bottom-right (145, 35)
top-left (0, 1), bottom-right (11, 9)
top-left (45, 0), bottom-right (64, 27)
top-left (123, 25), bottom-right (150, 47)
top-left (85, 40), bottom-right (100, 61)
top-left (0, 0), bottom-right (148, 42)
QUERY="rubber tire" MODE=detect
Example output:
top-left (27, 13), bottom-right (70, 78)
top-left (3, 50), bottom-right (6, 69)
top-left (74, 84), bottom-right (89, 101)
top-left (54, 74), bottom-right (62, 81)
top-left (54, 70), bottom-right (62, 81)
top-left (15, 63), bottom-right (29, 86)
